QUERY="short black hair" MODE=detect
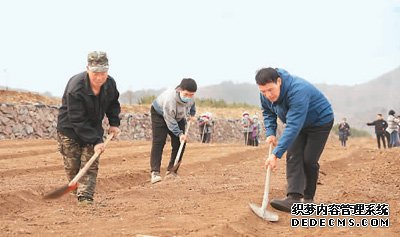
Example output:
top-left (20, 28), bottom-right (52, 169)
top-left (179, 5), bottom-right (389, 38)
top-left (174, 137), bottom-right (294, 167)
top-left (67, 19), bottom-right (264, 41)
top-left (179, 78), bottom-right (197, 92)
top-left (255, 67), bottom-right (279, 85)
top-left (389, 110), bottom-right (395, 116)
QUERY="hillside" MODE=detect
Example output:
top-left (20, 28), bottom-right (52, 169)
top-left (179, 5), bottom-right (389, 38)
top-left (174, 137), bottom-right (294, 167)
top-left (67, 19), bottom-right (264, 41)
top-left (0, 90), bottom-right (60, 105)
top-left (316, 66), bottom-right (400, 130)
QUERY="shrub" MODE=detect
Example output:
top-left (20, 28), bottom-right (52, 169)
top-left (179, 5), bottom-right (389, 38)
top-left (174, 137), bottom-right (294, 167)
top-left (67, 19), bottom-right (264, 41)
top-left (195, 98), bottom-right (257, 109)
top-left (137, 95), bottom-right (156, 105)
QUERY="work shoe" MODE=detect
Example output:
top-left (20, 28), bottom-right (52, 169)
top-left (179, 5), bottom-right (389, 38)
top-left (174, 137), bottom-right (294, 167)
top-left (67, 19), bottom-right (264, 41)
top-left (78, 196), bottom-right (94, 205)
top-left (151, 171), bottom-right (162, 184)
top-left (165, 170), bottom-right (178, 179)
top-left (270, 193), bottom-right (302, 213)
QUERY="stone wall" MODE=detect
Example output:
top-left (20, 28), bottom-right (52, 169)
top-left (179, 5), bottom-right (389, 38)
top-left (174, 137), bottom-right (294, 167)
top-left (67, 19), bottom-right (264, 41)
top-left (0, 103), bottom-right (263, 143)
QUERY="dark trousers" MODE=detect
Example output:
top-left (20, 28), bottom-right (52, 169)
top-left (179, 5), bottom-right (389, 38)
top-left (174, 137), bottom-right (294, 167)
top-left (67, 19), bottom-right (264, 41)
top-left (286, 120), bottom-right (333, 200)
top-left (376, 133), bottom-right (386, 149)
top-left (150, 106), bottom-right (186, 173)
top-left (253, 137), bottom-right (259, 146)
top-left (385, 131), bottom-right (392, 148)
top-left (244, 132), bottom-right (253, 145)
top-left (201, 133), bottom-right (211, 143)
top-left (199, 125), bottom-right (211, 143)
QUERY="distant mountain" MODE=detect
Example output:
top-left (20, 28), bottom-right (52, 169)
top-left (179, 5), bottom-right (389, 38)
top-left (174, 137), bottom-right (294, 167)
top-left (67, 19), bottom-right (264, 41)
top-left (317, 66), bottom-right (400, 130)
top-left (119, 66), bottom-right (400, 130)
top-left (120, 88), bottom-right (164, 105)
top-left (196, 81), bottom-right (260, 106)
top-left (120, 81), bottom-right (261, 106)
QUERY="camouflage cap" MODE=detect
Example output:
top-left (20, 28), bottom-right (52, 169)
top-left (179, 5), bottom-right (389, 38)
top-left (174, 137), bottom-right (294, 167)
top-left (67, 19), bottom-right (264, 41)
top-left (87, 51), bottom-right (109, 72)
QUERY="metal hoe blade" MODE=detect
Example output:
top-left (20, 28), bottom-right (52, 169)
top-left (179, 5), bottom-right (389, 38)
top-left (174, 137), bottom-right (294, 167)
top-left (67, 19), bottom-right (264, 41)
top-left (249, 202), bottom-right (279, 222)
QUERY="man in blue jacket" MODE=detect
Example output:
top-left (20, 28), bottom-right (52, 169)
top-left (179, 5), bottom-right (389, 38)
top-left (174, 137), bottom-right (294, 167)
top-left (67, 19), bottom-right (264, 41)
top-left (256, 67), bottom-right (334, 212)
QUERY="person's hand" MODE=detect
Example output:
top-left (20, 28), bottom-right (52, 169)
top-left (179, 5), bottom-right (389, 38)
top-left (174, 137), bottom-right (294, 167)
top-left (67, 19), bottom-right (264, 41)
top-left (266, 135), bottom-right (277, 146)
top-left (188, 116), bottom-right (197, 123)
top-left (265, 153), bottom-right (278, 171)
top-left (179, 134), bottom-right (188, 142)
top-left (108, 126), bottom-right (120, 139)
top-left (94, 143), bottom-right (105, 154)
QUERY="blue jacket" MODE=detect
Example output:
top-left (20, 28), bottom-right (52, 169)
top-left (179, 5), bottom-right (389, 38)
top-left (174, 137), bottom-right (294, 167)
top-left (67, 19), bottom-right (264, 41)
top-left (261, 68), bottom-right (334, 158)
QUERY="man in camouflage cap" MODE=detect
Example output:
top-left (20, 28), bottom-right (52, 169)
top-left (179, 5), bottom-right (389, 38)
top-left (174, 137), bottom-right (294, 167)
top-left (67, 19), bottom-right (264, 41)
top-left (87, 51), bottom-right (109, 72)
top-left (57, 51), bottom-right (121, 204)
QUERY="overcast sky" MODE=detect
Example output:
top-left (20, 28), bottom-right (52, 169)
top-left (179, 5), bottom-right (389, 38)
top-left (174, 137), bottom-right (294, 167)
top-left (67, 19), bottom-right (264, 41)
top-left (1, 0), bottom-right (399, 96)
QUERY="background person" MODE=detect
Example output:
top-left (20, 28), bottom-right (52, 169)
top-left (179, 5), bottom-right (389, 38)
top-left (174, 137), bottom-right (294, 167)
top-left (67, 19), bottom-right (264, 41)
top-left (241, 111), bottom-right (253, 145)
top-left (198, 112), bottom-right (213, 143)
top-left (386, 110), bottom-right (400, 148)
top-left (251, 114), bottom-right (261, 146)
top-left (338, 118), bottom-right (350, 147)
top-left (367, 113), bottom-right (388, 149)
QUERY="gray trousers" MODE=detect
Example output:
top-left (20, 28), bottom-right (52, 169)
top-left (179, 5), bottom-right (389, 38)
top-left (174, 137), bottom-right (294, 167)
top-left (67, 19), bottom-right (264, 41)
top-left (286, 120), bottom-right (333, 199)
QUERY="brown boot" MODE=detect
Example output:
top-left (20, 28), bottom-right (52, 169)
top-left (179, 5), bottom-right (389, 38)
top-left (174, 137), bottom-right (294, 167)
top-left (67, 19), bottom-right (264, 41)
top-left (270, 193), bottom-right (302, 213)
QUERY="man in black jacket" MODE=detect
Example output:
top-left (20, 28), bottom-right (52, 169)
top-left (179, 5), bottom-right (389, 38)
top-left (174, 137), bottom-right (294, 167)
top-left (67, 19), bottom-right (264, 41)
top-left (367, 113), bottom-right (388, 149)
top-left (57, 51), bottom-right (121, 204)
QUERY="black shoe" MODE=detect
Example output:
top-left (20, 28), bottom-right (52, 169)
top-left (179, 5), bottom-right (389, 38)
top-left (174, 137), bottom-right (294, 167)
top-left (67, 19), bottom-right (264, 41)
top-left (78, 196), bottom-right (94, 205)
top-left (270, 194), bottom-right (302, 213)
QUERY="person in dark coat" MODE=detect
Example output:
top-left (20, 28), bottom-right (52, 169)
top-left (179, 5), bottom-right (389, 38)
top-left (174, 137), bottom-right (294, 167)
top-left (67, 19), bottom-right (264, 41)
top-left (57, 51), bottom-right (121, 204)
top-left (338, 118), bottom-right (350, 147)
top-left (367, 113), bottom-right (388, 149)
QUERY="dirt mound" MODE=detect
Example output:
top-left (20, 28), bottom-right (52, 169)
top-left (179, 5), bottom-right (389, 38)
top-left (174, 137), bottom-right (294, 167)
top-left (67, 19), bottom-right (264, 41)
top-left (0, 137), bottom-right (398, 236)
top-left (0, 90), bottom-right (60, 105)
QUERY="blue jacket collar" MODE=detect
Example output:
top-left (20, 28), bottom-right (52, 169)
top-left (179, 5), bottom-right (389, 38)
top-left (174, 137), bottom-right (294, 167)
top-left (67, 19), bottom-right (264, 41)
top-left (275, 68), bottom-right (293, 104)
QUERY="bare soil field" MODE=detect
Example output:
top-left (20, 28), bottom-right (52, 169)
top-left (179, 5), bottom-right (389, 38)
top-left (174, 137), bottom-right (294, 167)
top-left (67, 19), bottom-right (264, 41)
top-left (0, 137), bottom-right (399, 237)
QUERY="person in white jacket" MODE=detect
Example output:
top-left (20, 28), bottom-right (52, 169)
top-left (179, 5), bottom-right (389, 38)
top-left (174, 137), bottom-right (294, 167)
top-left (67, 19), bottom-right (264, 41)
top-left (386, 110), bottom-right (400, 148)
top-left (149, 78), bottom-right (197, 184)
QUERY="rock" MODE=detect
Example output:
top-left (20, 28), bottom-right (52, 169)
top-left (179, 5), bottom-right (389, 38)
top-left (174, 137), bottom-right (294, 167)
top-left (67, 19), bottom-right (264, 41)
top-left (0, 116), bottom-right (10, 125)
top-left (0, 104), bottom-right (13, 114)
top-left (0, 104), bottom-right (252, 142)
top-left (17, 107), bottom-right (29, 116)
top-left (25, 125), bottom-right (34, 134)
top-left (12, 124), bottom-right (24, 135)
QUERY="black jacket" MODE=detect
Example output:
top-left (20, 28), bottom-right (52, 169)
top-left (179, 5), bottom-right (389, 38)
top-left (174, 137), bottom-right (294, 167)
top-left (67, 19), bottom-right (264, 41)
top-left (57, 72), bottom-right (121, 145)
top-left (367, 119), bottom-right (388, 135)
